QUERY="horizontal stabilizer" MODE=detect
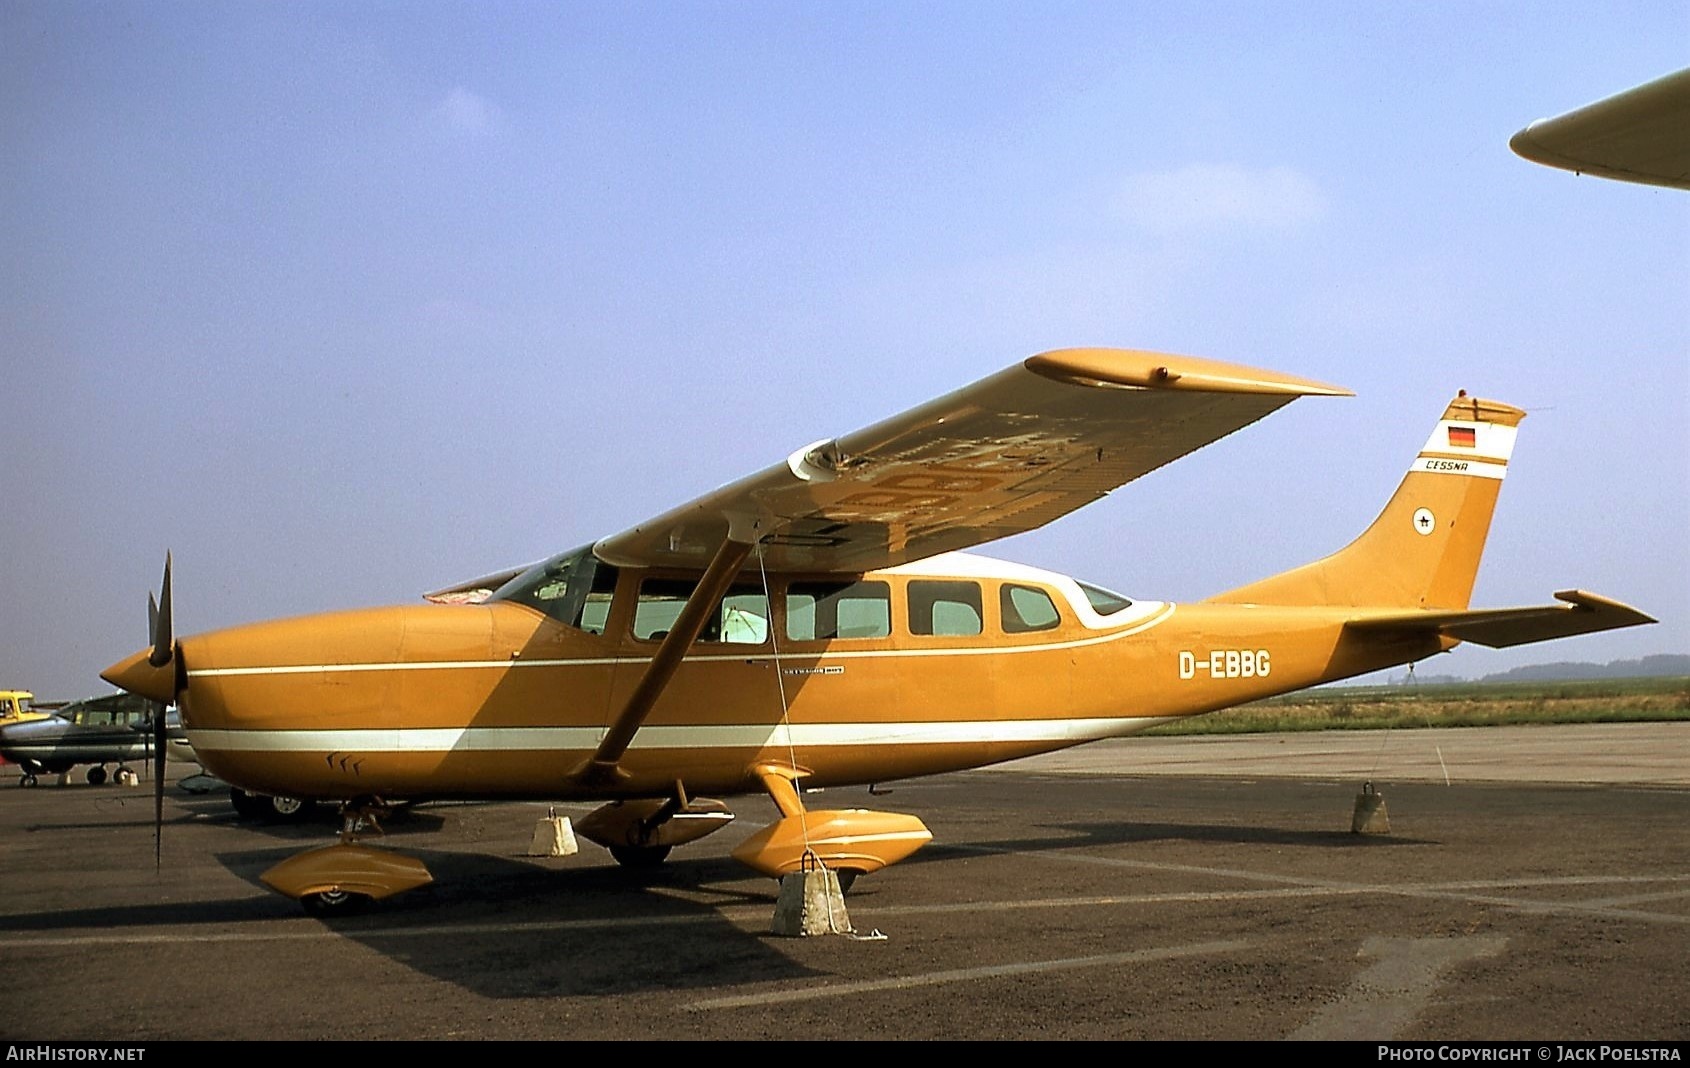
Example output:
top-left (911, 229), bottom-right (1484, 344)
top-left (1346, 590), bottom-right (1656, 649)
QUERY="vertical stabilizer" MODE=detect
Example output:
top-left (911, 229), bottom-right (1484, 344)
top-left (1207, 393), bottom-right (1526, 610)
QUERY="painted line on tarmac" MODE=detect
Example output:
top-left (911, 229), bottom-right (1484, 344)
top-left (951, 844), bottom-right (1690, 927)
top-left (5, 872), bottom-right (1685, 953)
top-left (685, 938), bottom-right (1251, 1012)
top-left (0, 912), bottom-right (765, 950)
top-left (1569, 886), bottom-right (1690, 909)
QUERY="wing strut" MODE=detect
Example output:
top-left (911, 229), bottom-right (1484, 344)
top-left (570, 532), bottom-right (756, 788)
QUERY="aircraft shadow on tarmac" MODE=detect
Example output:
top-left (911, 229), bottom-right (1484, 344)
top-left (303, 852), bottom-right (825, 999)
top-left (912, 818), bottom-right (1437, 862)
top-left (0, 841), bottom-right (825, 999)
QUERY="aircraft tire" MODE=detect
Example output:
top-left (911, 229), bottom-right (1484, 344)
top-left (18, 774), bottom-right (37, 788)
top-left (263, 795), bottom-right (317, 823)
top-left (608, 844), bottom-right (673, 869)
top-left (86, 766), bottom-right (108, 786)
top-left (301, 889), bottom-right (371, 917)
top-left (834, 869), bottom-right (859, 894)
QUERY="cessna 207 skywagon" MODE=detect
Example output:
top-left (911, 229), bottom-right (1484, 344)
top-left (101, 348), bottom-right (1653, 914)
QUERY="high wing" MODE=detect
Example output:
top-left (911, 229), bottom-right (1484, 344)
top-left (593, 347), bottom-right (1349, 573)
top-left (1510, 66), bottom-right (1690, 191)
top-left (1346, 590), bottom-right (1657, 649)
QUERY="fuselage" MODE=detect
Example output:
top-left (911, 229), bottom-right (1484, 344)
top-left (107, 551), bottom-right (1443, 802)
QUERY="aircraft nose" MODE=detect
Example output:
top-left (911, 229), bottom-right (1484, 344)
top-left (101, 647), bottom-right (177, 704)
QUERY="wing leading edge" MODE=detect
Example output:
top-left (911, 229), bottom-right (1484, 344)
top-left (593, 348), bottom-right (1349, 573)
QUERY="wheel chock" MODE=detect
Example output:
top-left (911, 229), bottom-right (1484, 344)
top-left (528, 809), bottom-right (579, 857)
top-left (771, 865), bottom-right (852, 937)
top-left (1352, 781), bottom-right (1390, 834)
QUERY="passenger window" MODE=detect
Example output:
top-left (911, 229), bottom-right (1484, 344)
top-left (1001, 584), bottom-right (1061, 633)
top-left (786, 581), bottom-right (892, 640)
top-left (908, 580), bottom-right (983, 637)
top-left (634, 579), bottom-right (769, 645)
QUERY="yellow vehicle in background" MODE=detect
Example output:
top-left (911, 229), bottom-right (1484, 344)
top-left (0, 691), bottom-right (48, 727)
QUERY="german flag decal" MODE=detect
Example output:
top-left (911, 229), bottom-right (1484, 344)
top-left (1447, 426), bottom-right (1477, 448)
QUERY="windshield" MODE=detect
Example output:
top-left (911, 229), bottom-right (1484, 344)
top-left (486, 545), bottom-right (619, 633)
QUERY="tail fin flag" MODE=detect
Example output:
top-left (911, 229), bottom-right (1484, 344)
top-left (1209, 392), bottom-right (1524, 611)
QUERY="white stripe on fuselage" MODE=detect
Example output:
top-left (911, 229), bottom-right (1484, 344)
top-left (185, 716), bottom-right (1179, 754)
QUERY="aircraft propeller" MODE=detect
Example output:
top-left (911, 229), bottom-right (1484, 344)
top-left (145, 554), bottom-right (175, 869)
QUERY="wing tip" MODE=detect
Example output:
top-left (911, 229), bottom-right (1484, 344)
top-left (1553, 589), bottom-right (1658, 625)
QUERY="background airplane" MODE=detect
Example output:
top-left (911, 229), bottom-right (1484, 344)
top-left (99, 348), bottom-right (1654, 915)
top-left (0, 692), bottom-right (316, 832)
top-left (0, 692), bottom-right (177, 786)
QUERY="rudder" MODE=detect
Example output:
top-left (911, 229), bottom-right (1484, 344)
top-left (1207, 392), bottom-right (1526, 610)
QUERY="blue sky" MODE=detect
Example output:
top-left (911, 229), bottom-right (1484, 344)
top-left (3, 2), bottom-right (1687, 700)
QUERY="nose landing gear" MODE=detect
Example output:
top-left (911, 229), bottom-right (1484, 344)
top-left (259, 796), bottom-right (432, 917)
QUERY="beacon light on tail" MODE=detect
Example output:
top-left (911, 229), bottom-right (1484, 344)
top-left (101, 347), bottom-right (1653, 914)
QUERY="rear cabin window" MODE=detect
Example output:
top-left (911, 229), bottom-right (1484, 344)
top-left (786, 581), bottom-right (892, 640)
top-left (908, 580), bottom-right (983, 637)
top-left (1001, 584), bottom-right (1061, 633)
top-left (634, 579), bottom-right (769, 645)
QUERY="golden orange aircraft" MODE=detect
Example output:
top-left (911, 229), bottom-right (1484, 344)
top-left (102, 348), bottom-right (1654, 914)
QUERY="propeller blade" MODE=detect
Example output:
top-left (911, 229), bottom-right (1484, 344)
top-left (147, 553), bottom-right (175, 869)
top-left (149, 553), bottom-right (174, 668)
top-left (153, 701), bottom-right (168, 870)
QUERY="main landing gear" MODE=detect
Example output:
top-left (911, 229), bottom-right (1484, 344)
top-left (575, 784), bottom-right (737, 875)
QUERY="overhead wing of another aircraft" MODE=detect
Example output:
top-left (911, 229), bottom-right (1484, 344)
top-left (591, 347), bottom-right (1349, 574)
top-left (1510, 66), bottom-right (1690, 190)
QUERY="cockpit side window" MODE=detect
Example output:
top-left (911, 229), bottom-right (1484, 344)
top-left (633, 579), bottom-right (769, 645)
top-left (487, 546), bottom-right (621, 634)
